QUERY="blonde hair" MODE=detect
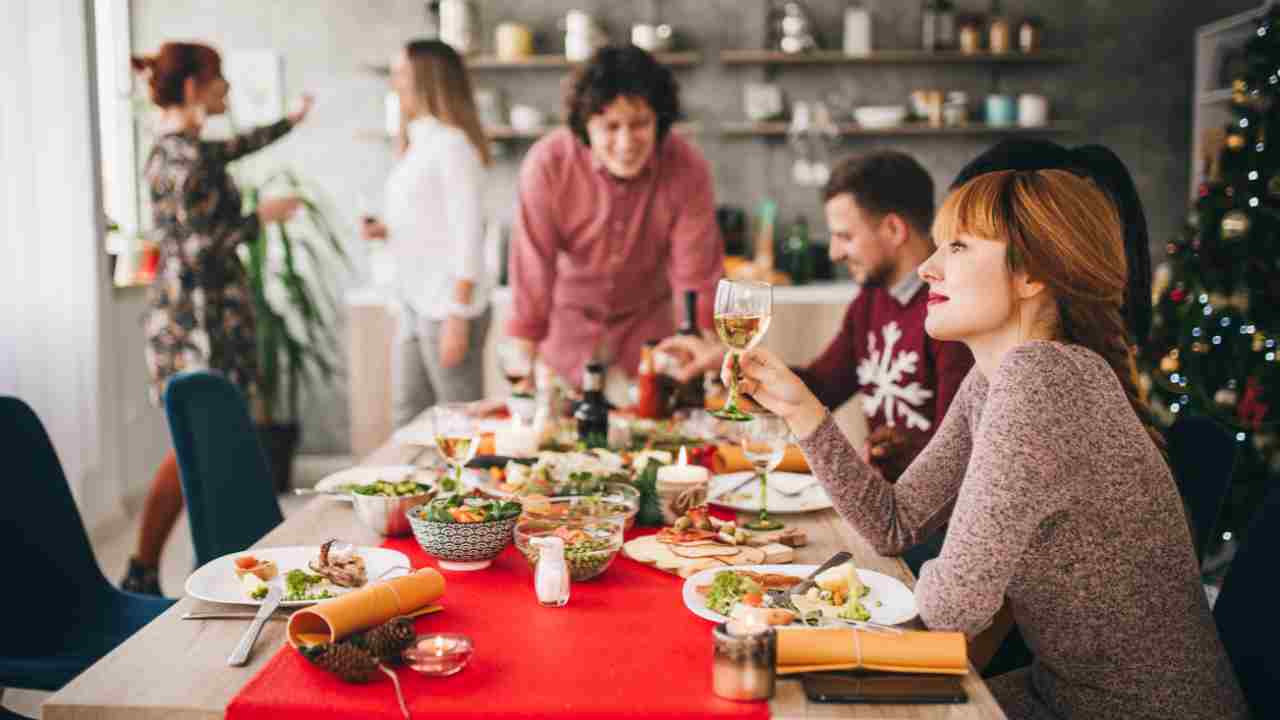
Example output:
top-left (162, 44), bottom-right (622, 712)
top-left (934, 169), bottom-right (1164, 450)
top-left (403, 39), bottom-right (491, 166)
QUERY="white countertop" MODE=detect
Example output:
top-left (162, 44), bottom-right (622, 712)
top-left (347, 282), bottom-right (860, 307)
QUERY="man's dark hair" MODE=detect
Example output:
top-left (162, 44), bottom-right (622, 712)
top-left (822, 151), bottom-right (935, 236)
top-left (564, 45), bottom-right (680, 146)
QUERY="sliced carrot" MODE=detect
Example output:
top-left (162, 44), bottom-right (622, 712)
top-left (743, 592), bottom-right (764, 607)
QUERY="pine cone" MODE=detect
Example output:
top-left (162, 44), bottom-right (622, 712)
top-left (303, 642), bottom-right (378, 683)
top-left (361, 616), bottom-right (417, 663)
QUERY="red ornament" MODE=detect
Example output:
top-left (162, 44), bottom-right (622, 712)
top-left (1198, 183), bottom-right (1210, 198)
top-left (1239, 377), bottom-right (1270, 430)
top-left (1170, 288), bottom-right (1187, 303)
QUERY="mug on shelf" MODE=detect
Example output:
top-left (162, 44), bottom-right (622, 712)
top-left (496, 22), bottom-right (533, 61)
top-left (985, 94), bottom-right (1016, 127)
top-left (1017, 94), bottom-right (1050, 127)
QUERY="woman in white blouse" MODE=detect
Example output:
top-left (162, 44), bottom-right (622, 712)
top-left (363, 39), bottom-right (491, 426)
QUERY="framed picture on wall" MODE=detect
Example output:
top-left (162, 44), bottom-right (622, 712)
top-left (224, 49), bottom-right (285, 129)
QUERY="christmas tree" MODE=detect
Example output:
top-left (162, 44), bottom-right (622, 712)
top-left (1146, 7), bottom-right (1280, 557)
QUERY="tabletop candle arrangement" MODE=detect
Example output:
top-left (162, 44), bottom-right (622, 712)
top-left (403, 633), bottom-right (474, 677)
top-left (712, 618), bottom-right (777, 701)
top-left (655, 446), bottom-right (711, 524)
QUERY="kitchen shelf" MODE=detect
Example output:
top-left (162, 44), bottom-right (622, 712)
top-left (720, 49), bottom-right (1076, 65)
top-left (361, 51), bottom-right (700, 75)
top-left (355, 121), bottom-right (701, 144)
top-left (720, 121), bottom-right (1073, 138)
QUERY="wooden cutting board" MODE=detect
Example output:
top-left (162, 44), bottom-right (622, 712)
top-left (623, 535), bottom-right (795, 578)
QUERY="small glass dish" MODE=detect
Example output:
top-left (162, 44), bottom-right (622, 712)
top-left (403, 633), bottom-right (473, 677)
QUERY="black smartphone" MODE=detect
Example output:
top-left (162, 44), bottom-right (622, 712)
top-left (801, 671), bottom-right (968, 704)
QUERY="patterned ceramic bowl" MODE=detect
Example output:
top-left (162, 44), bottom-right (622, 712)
top-left (406, 505), bottom-right (518, 571)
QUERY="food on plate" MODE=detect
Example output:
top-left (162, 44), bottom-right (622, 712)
top-left (309, 539), bottom-right (368, 588)
top-left (790, 560), bottom-right (872, 622)
top-left (729, 603), bottom-right (798, 627)
top-left (284, 569), bottom-right (336, 601)
top-left (232, 555), bottom-right (279, 581)
top-left (421, 493), bottom-right (522, 523)
top-left (241, 572), bottom-right (270, 600)
top-left (703, 569), bottom-right (770, 615)
top-left (351, 478), bottom-right (432, 497)
top-left (498, 450), bottom-right (628, 496)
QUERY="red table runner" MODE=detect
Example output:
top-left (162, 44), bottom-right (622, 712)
top-left (227, 518), bottom-right (769, 720)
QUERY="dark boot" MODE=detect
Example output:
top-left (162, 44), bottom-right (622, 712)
top-left (120, 556), bottom-right (162, 596)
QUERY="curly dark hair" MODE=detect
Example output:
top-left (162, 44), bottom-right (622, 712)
top-left (564, 45), bottom-right (680, 145)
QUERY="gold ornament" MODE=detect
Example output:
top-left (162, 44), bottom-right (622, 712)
top-left (1152, 262), bottom-right (1172, 304)
top-left (1227, 132), bottom-right (1246, 150)
top-left (1233, 78), bottom-right (1248, 105)
top-left (1257, 334), bottom-right (1268, 352)
top-left (1221, 210), bottom-right (1251, 240)
top-left (1192, 341), bottom-right (1209, 354)
top-left (1160, 352), bottom-right (1180, 373)
top-left (1269, 174), bottom-right (1280, 197)
top-left (1229, 291), bottom-right (1251, 312)
top-left (1215, 388), bottom-right (1239, 407)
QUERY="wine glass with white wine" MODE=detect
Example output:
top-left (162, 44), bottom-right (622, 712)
top-left (710, 279), bottom-right (773, 421)
top-left (738, 412), bottom-right (789, 530)
top-left (431, 403), bottom-right (479, 494)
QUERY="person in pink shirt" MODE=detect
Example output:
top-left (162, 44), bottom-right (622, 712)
top-left (505, 45), bottom-right (723, 385)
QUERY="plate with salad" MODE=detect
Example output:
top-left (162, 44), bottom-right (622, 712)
top-left (184, 545), bottom-right (411, 607)
top-left (314, 466), bottom-right (436, 499)
top-left (681, 563), bottom-right (917, 627)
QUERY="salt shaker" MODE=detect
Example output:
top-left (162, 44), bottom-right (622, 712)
top-left (532, 536), bottom-right (570, 607)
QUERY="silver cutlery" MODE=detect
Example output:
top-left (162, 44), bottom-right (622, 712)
top-left (711, 472), bottom-right (763, 500)
top-left (183, 611), bottom-right (289, 621)
top-left (227, 584), bottom-right (282, 666)
top-left (765, 550), bottom-right (852, 610)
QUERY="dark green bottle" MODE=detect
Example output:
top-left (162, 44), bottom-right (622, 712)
top-left (783, 215), bottom-right (814, 286)
top-left (575, 361), bottom-right (610, 449)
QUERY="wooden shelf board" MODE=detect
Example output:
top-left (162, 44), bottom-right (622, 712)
top-left (720, 49), bottom-right (1076, 65)
top-left (720, 121), bottom-right (1073, 137)
top-left (356, 121), bottom-right (700, 144)
top-left (362, 52), bottom-right (700, 74)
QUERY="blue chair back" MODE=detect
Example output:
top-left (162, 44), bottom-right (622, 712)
top-left (1, 397), bottom-right (114, 642)
top-left (163, 371), bottom-right (283, 567)
top-left (1166, 415), bottom-right (1237, 558)
top-left (1215, 480), bottom-right (1280, 717)
top-left (0, 397), bottom-right (173, 691)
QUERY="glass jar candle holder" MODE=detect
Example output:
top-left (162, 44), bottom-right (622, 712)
top-left (403, 633), bottom-right (473, 677)
top-left (711, 622), bottom-right (776, 702)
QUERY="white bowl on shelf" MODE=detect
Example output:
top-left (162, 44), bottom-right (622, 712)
top-left (853, 105), bottom-right (907, 129)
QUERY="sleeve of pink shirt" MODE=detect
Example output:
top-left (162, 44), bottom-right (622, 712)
top-left (663, 140), bottom-right (724, 330)
top-left (505, 140), bottom-right (561, 341)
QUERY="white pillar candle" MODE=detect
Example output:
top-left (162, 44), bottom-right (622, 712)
top-left (494, 418), bottom-right (540, 458)
top-left (655, 447), bottom-right (711, 524)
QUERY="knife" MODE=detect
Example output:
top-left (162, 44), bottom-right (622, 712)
top-left (227, 585), bottom-right (282, 666)
top-left (710, 472), bottom-right (761, 500)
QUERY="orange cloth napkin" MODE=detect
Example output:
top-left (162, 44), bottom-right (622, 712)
top-left (287, 568), bottom-right (446, 647)
top-left (713, 445), bottom-right (810, 474)
top-left (775, 627), bottom-right (968, 675)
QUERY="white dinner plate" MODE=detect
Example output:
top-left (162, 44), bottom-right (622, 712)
top-left (681, 563), bottom-right (918, 626)
top-left (313, 465), bottom-right (432, 500)
top-left (708, 472), bottom-right (833, 514)
top-left (184, 546), bottom-right (411, 607)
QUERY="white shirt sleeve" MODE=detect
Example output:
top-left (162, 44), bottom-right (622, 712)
top-left (438, 133), bottom-right (487, 317)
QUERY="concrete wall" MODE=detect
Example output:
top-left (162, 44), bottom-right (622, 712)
top-left (131, 0), bottom-right (1260, 454)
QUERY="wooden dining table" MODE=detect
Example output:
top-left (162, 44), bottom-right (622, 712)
top-left (44, 437), bottom-right (1007, 720)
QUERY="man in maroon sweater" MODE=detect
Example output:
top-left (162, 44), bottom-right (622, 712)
top-left (661, 151), bottom-right (972, 480)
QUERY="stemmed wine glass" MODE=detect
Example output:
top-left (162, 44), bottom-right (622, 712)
top-left (711, 279), bottom-right (773, 421)
top-left (738, 412), bottom-right (789, 530)
top-left (431, 403), bottom-right (479, 494)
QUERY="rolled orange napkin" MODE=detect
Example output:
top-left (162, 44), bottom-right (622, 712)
top-left (287, 568), bottom-right (446, 647)
top-left (714, 445), bottom-right (810, 474)
top-left (776, 627), bottom-right (968, 676)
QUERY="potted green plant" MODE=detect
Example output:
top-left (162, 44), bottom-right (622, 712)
top-left (239, 170), bottom-right (350, 491)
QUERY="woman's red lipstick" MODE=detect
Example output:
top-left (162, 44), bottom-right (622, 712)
top-left (927, 292), bottom-right (949, 306)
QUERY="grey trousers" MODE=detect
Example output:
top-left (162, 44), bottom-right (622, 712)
top-left (392, 305), bottom-right (491, 428)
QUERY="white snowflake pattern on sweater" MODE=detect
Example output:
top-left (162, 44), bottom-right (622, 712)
top-left (857, 321), bottom-right (935, 430)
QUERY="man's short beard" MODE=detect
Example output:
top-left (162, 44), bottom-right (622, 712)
top-left (859, 260), bottom-right (894, 287)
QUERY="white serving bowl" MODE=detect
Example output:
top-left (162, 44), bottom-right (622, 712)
top-left (853, 105), bottom-right (907, 129)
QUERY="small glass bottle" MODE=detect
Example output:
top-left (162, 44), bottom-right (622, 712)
top-left (1018, 18), bottom-right (1041, 53)
top-left (988, 1), bottom-right (1011, 55)
top-left (843, 1), bottom-right (872, 56)
top-left (532, 536), bottom-right (570, 607)
top-left (920, 0), bottom-right (939, 51)
top-left (958, 16), bottom-right (982, 54)
top-left (575, 361), bottom-right (610, 448)
top-left (783, 215), bottom-right (814, 286)
top-left (936, 0), bottom-right (956, 51)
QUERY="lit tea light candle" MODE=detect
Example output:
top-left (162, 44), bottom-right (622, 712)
top-left (655, 447), bottom-right (711, 524)
top-left (403, 633), bottom-right (473, 677)
top-left (711, 620), bottom-right (776, 701)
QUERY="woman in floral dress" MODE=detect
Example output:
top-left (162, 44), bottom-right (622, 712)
top-left (122, 42), bottom-right (311, 594)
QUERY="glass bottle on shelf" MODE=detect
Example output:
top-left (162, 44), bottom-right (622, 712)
top-left (936, 0), bottom-right (957, 50)
top-left (753, 200), bottom-right (778, 275)
top-left (988, 0), bottom-right (1011, 55)
top-left (575, 361), bottom-right (610, 448)
top-left (783, 215), bottom-right (814, 286)
top-left (843, 1), bottom-right (872, 57)
top-left (921, 0), bottom-right (939, 51)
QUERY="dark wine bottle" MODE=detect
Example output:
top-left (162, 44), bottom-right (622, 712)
top-left (672, 290), bottom-right (707, 411)
top-left (575, 361), bottom-right (610, 448)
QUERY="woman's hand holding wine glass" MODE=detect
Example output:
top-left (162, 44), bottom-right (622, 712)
top-left (723, 348), bottom-right (828, 440)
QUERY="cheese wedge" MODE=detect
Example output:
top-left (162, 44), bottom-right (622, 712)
top-left (814, 561), bottom-right (864, 597)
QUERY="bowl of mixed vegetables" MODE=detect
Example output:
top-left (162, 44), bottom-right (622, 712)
top-left (514, 516), bottom-right (624, 582)
top-left (519, 484), bottom-right (639, 532)
top-left (406, 494), bottom-right (523, 570)
top-left (350, 479), bottom-right (436, 538)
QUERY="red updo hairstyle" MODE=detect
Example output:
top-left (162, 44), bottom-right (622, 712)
top-left (130, 42), bottom-right (222, 108)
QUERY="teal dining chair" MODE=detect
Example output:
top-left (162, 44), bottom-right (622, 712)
top-left (0, 397), bottom-right (174, 696)
top-left (163, 371), bottom-right (284, 568)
